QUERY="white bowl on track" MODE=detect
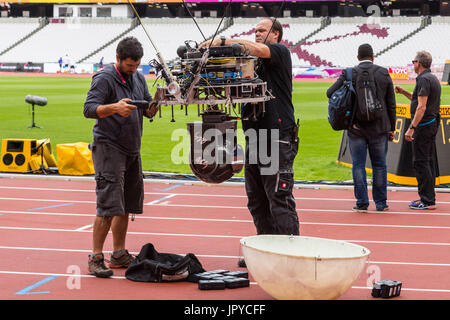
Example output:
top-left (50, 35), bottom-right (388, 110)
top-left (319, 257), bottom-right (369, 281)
top-left (240, 235), bottom-right (370, 300)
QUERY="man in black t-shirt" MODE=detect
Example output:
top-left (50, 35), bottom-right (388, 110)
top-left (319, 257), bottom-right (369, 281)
top-left (395, 51), bottom-right (441, 210)
top-left (199, 19), bottom-right (300, 251)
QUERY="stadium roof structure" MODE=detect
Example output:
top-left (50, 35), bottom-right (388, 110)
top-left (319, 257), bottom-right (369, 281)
top-left (1, 0), bottom-right (339, 2)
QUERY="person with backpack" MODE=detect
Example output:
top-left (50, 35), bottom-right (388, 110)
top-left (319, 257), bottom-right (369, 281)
top-left (395, 51), bottom-right (441, 210)
top-left (327, 44), bottom-right (396, 212)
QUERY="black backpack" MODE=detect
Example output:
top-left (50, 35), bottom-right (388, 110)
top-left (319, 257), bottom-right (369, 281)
top-left (354, 64), bottom-right (383, 122)
top-left (328, 68), bottom-right (356, 131)
top-left (125, 243), bottom-right (205, 282)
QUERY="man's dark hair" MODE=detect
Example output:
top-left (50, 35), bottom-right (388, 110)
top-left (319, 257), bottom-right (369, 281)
top-left (116, 37), bottom-right (144, 61)
top-left (268, 18), bottom-right (283, 43)
top-left (357, 43), bottom-right (374, 60)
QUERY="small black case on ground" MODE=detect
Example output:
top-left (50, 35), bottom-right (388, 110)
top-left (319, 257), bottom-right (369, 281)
top-left (189, 272), bottom-right (228, 282)
top-left (198, 279), bottom-right (226, 290)
top-left (224, 277), bottom-right (250, 289)
top-left (372, 280), bottom-right (402, 298)
top-left (223, 271), bottom-right (248, 279)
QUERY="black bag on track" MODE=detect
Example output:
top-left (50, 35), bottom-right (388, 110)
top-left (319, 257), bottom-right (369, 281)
top-left (125, 243), bottom-right (205, 282)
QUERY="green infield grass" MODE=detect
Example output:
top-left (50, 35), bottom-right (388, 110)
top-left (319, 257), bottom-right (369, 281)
top-left (0, 75), bottom-right (448, 182)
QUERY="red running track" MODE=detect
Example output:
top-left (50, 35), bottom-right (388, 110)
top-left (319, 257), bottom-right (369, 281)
top-left (1, 177), bottom-right (450, 300)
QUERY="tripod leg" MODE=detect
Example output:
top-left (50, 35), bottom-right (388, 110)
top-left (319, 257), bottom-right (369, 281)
top-left (28, 104), bottom-right (42, 128)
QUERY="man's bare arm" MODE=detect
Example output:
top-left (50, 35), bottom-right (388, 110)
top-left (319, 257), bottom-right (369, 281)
top-left (198, 37), bottom-right (271, 59)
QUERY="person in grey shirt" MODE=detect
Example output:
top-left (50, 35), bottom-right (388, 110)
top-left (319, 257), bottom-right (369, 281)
top-left (84, 37), bottom-right (158, 277)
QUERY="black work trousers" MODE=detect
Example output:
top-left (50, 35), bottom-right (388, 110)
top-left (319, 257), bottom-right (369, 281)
top-left (412, 120), bottom-right (439, 205)
top-left (244, 134), bottom-right (299, 235)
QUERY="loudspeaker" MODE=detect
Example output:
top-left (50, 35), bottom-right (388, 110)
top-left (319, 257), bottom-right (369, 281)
top-left (0, 139), bottom-right (37, 172)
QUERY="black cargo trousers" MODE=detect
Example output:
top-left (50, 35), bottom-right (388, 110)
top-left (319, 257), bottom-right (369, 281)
top-left (244, 129), bottom-right (300, 235)
top-left (412, 118), bottom-right (440, 206)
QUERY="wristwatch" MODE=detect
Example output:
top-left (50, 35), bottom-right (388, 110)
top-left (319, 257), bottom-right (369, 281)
top-left (220, 35), bottom-right (226, 46)
top-left (409, 124), bottom-right (416, 130)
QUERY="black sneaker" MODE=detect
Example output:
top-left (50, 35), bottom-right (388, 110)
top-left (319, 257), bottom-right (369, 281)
top-left (352, 205), bottom-right (368, 213)
top-left (88, 253), bottom-right (113, 278)
top-left (237, 258), bottom-right (247, 268)
top-left (376, 205), bottom-right (389, 212)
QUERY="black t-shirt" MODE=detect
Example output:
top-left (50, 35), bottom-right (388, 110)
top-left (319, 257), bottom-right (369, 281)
top-left (411, 69), bottom-right (441, 124)
top-left (242, 43), bottom-right (295, 137)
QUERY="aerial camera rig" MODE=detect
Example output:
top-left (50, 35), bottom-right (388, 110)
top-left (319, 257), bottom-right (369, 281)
top-left (126, 0), bottom-right (275, 183)
top-left (151, 41), bottom-right (272, 122)
top-left (148, 42), bottom-right (273, 183)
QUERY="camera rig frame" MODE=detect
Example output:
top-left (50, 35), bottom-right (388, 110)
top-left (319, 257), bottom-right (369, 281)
top-left (126, 0), bottom-right (284, 183)
top-left (151, 44), bottom-right (273, 122)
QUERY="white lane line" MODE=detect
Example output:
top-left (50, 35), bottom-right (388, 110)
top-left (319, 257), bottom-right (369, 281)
top-left (0, 270), bottom-right (449, 294)
top-left (2, 245), bottom-right (450, 267)
top-left (0, 226), bottom-right (243, 239)
top-left (0, 270), bottom-right (258, 285)
top-left (3, 209), bottom-right (450, 230)
top-left (351, 286), bottom-right (450, 293)
top-left (1, 197), bottom-right (450, 217)
top-left (0, 270), bottom-right (126, 280)
top-left (74, 224), bottom-right (93, 231)
top-left (0, 197), bottom-right (94, 204)
top-left (0, 226), bottom-right (450, 246)
top-left (0, 210), bottom-right (252, 222)
top-left (0, 245), bottom-right (240, 259)
top-left (0, 186), bottom-right (449, 204)
top-left (3, 203), bottom-right (450, 219)
top-left (146, 194), bottom-right (177, 205)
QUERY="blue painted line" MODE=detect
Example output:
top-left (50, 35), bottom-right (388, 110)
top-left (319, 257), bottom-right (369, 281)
top-left (28, 203), bottom-right (74, 211)
top-left (153, 184), bottom-right (182, 192)
top-left (15, 275), bottom-right (59, 295)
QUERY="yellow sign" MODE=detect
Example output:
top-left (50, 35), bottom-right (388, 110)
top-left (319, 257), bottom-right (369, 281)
top-left (395, 104), bottom-right (450, 119)
top-left (395, 104), bottom-right (411, 118)
top-left (388, 67), bottom-right (409, 80)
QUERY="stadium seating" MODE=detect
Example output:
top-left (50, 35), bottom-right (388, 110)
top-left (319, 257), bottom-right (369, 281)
top-left (376, 16), bottom-right (450, 67)
top-left (0, 16), bottom-right (449, 69)
top-left (87, 18), bottom-right (222, 64)
top-left (0, 18), bottom-right (41, 53)
top-left (0, 18), bottom-right (132, 63)
top-left (293, 17), bottom-right (423, 67)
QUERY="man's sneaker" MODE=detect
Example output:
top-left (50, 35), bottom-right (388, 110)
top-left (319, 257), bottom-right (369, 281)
top-left (352, 205), bottom-right (368, 213)
top-left (376, 205), bottom-right (389, 212)
top-left (109, 249), bottom-right (135, 269)
top-left (409, 201), bottom-right (436, 210)
top-left (88, 253), bottom-right (113, 278)
top-left (237, 258), bottom-right (247, 268)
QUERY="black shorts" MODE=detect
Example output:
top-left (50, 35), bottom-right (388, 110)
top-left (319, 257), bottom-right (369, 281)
top-left (92, 142), bottom-right (144, 217)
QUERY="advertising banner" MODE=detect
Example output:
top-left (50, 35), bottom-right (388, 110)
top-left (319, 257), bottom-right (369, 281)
top-left (293, 66), bottom-right (343, 79)
top-left (0, 62), bottom-right (43, 72)
top-left (43, 62), bottom-right (93, 74)
top-left (388, 67), bottom-right (409, 80)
